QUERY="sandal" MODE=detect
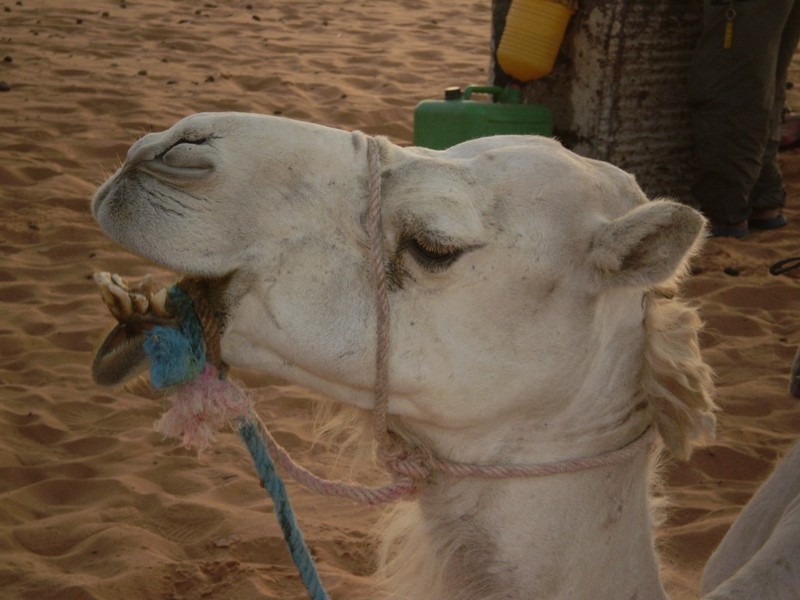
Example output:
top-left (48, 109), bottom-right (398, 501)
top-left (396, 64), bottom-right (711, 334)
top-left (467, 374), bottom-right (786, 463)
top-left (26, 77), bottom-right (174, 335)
top-left (769, 257), bottom-right (800, 275)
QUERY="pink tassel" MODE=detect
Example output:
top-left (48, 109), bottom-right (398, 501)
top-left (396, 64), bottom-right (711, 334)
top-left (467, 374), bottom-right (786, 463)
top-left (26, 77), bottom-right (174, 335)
top-left (154, 364), bottom-right (252, 451)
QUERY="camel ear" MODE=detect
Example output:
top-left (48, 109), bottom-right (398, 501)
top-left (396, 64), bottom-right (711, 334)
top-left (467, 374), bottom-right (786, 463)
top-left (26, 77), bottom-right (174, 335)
top-left (589, 200), bottom-right (706, 287)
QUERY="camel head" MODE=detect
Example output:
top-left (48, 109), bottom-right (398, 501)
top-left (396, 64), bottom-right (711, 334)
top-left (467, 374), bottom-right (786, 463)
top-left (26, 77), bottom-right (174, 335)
top-left (93, 112), bottom-right (714, 462)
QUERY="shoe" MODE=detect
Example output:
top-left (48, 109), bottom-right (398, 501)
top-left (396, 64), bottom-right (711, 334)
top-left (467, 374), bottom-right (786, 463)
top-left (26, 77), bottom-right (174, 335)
top-left (780, 110), bottom-right (800, 149)
top-left (748, 208), bottom-right (788, 230)
top-left (709, 220), bottom-right (748, 238)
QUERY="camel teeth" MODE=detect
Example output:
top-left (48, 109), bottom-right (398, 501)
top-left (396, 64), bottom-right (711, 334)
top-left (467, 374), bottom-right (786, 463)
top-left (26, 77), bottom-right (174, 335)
top-left (95, 272), bottom-right (174, 323)
top-left (110, 273), bottom-right (128, 290)
top-left (95, 273), bottom-right (119, 310)
top-left (108, 281), bottom-right (134, 318)
top-left (150, 287), bottom-right (171, 317)
top-left (107, 304), bottom-right (124, 322)
top-left (133, 274), bottom-right (153, 299)
top-left (98, 282), bottom-right (117, 310)
top-left (131, 292), bottom-right (149, 314)
top-left (93, 272), bottom-right (112, 287)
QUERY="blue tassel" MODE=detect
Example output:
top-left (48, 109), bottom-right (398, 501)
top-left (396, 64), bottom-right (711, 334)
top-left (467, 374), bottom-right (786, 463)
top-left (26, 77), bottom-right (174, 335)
top-left (143, 286), bottom-right (206, 388)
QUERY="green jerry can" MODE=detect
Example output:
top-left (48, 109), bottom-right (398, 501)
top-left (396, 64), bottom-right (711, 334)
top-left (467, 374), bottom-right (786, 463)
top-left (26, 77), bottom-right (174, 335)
top-left (413, 85), bottom-right (553, 150)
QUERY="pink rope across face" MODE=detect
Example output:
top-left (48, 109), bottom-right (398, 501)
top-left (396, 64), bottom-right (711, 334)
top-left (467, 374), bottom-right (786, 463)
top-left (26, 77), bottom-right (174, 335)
top-left (365, 136), bottom-right (396, 454)
top-left (251, 134), bottom-right (423, 505)
top-left (360, 135), bottom-right (657, 487)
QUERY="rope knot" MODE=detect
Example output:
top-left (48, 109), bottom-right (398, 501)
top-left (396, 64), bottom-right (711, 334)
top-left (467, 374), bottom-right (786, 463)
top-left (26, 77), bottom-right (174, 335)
top-left (376, 435), bottom-right (433, 482)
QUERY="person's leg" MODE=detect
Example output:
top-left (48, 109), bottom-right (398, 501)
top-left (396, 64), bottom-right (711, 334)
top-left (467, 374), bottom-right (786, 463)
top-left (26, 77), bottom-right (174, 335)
top-left (748, 140), bottom-right (786, 225)
top-left (688, 0), bottom-right (796, 231)
top-left (769, 0), bottom-right (800, 147)
top-left (750, 0), bottom-right (800, 224)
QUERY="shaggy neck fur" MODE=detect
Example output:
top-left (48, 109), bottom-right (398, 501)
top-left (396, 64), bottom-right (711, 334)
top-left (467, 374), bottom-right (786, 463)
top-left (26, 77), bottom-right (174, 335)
top-left (377, 446), bottom-right (663, 600)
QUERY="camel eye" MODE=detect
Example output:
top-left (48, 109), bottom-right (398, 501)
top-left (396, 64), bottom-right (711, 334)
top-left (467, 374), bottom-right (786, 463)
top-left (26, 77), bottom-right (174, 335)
top-left (406, 237), bottom-right (464, 271)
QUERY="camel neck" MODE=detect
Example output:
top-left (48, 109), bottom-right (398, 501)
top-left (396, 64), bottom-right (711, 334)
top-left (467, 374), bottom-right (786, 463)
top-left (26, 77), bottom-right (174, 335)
top-left (379, 431), bottom-right (668, 600)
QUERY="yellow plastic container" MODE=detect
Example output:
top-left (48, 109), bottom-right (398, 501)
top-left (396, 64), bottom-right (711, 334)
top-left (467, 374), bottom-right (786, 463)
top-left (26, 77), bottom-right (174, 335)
top-left (497, 0), bottom-right (575, 82)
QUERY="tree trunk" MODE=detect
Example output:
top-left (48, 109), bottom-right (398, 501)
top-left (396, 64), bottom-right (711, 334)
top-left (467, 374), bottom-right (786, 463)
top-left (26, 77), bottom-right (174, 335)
top-left (492, 0), bottom-right (702, 203)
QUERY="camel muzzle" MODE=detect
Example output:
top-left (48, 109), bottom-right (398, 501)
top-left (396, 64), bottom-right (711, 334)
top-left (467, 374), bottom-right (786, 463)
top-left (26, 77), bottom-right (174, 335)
top-left (92, 273), bottom-right (231, 387)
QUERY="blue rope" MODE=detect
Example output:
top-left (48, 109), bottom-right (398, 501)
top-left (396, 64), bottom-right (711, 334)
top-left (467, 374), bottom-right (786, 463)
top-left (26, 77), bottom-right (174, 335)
top-left (144, 285), bottom-right (330, 600)
top-left (238, 420), bottom-right (330, 600)
top-left (143, 287), bottom-right (206, 389)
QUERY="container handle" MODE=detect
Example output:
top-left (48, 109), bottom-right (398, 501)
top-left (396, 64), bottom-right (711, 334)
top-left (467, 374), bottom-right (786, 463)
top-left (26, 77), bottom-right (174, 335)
top-left (462, 85), bottom-right (505, 100)
top-left (462, 85), bottom-right (522, 104)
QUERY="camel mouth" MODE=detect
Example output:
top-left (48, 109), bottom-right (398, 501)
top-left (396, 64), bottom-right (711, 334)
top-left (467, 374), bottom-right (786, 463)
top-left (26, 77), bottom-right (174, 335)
top-left (91, 313), bottom-right (177, 386)
top-left (92, 272), bottom-right (232, 387)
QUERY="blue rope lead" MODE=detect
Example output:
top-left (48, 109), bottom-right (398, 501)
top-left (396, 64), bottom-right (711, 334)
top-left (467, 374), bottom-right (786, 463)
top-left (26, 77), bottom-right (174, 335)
top-left (239, 420), bottom-right (330, 600)
top-left (143, 286), bottom-right (329, 599)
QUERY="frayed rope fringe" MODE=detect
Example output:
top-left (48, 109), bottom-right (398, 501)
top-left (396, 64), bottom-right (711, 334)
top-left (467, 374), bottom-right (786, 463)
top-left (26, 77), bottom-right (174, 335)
top-left (154, 363), bottom-right (252, 452)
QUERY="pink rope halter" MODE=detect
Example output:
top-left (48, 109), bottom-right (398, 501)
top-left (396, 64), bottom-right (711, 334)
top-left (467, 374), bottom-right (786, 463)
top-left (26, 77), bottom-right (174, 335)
top-left (252, 134), bottom-right (656, 506)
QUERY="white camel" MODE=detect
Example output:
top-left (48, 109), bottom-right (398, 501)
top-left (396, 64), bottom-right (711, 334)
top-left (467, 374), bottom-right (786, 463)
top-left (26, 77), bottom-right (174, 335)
top-left (92, 112), bottom-right (800, 599)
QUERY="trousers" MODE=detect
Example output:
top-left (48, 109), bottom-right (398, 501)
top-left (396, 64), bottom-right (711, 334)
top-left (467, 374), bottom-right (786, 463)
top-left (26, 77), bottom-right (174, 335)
top-left (689, 0), bottom-right (800, 225)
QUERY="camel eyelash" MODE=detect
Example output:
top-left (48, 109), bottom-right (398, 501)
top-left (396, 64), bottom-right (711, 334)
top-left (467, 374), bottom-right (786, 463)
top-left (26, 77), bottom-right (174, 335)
top-left (403, 235), bottom-right (465, 272)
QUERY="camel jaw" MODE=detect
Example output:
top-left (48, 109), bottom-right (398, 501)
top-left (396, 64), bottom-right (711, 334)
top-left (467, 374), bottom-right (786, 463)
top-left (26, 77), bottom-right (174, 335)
top-left (91, 272), bottom-right (233, 387)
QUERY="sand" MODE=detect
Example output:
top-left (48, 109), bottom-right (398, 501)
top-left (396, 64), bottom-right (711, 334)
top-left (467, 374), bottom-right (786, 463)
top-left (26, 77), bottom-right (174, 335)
top-left (1, 1), bottom-right (799, 598)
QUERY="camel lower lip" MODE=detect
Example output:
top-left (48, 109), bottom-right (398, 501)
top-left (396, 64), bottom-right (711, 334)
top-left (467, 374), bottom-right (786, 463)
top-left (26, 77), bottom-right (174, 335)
top-left (91, 322), bottom-right (153, 386)
top-left (91, 274), bottom-right (232, 387)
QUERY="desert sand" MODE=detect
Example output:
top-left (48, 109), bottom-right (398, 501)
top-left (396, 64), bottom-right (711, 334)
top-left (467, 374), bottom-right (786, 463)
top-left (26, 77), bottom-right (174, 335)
top-left (1, 1), bottom-right (799, 599)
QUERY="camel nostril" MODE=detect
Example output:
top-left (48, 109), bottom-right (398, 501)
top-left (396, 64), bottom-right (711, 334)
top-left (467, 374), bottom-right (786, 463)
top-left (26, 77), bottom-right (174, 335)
top-left (172, 136), bottom-right (209, 147)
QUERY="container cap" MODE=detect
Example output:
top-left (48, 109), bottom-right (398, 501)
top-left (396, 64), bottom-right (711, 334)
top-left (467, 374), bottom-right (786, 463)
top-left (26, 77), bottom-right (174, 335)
top-left (498, 86), bottom-right (522, 104)
top-left (444, 87), bottom-right (462, 101)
